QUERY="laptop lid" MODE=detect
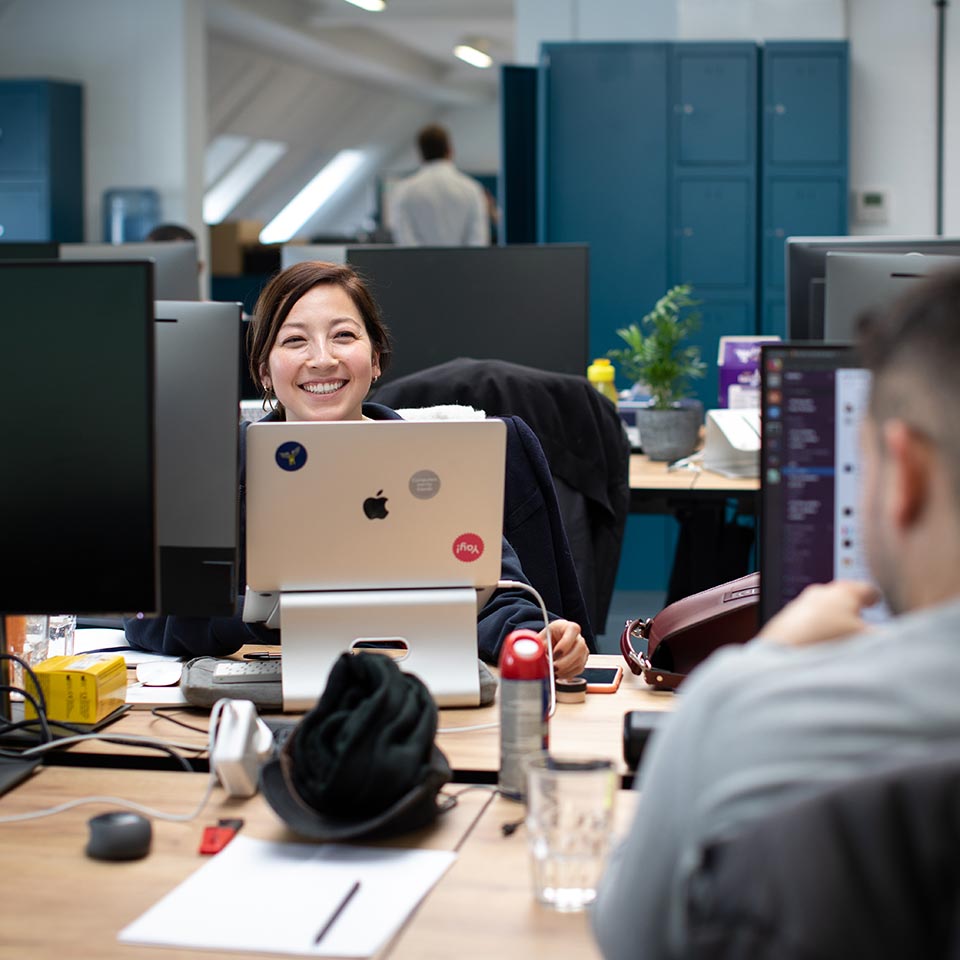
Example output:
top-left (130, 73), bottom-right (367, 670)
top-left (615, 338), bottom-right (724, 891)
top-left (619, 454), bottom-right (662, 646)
top-left (759, 343), bottom-right (889, 626)
top-left (245, 419), bottom-right (506, 593)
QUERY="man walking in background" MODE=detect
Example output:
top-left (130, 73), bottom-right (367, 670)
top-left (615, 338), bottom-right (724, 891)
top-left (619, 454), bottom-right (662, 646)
top-left (390, 124), bottom-right (490, 247)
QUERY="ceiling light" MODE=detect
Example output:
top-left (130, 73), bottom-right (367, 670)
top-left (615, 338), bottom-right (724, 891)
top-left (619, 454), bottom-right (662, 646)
top-left (342, 0), bottom-right (385, 11)
top-left (454, 40), bottom-right (493, 69)
top-left (260, 149), bottom-right (367, 244)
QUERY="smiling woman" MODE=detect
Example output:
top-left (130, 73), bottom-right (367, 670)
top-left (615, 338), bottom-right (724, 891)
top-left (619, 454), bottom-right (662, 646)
top-left (123, 259), bottom-right (590, 680)
top-left (247, 260), bottom-right (393, 422)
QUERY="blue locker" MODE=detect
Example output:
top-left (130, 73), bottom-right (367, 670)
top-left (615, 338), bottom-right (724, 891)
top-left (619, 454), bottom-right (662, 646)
top-left (0, 79), bottom-right (83, 243)
top-left (538, 42), bottom-right (670, 364)
top-left (759, 42), bottom-right (848, 337)
top-left (674, 178), bottom-right (754, 288)
top-left (673, 46), bottom-right (756, 167)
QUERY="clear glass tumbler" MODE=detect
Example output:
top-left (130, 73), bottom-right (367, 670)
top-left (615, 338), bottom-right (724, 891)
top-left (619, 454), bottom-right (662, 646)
top-left (525, 754), bottom-right (617, 912)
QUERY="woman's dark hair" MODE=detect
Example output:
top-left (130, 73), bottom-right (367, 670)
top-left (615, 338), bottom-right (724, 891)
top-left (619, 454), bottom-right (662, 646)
top-left (247, 261), bottom-right (392, 412)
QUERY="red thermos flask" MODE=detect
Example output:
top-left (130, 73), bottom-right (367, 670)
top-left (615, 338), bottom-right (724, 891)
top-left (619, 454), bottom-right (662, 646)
top-left (498, 628), bottom-right (550, 800)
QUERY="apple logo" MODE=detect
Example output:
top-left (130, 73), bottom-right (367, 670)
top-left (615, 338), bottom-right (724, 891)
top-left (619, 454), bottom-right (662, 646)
top-left (362, 490), bottom-right (389, 520)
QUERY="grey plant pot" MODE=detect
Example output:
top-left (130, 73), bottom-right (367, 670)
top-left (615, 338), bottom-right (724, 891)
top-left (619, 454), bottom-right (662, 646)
top-left (635, 400), bottom-right (704, 462)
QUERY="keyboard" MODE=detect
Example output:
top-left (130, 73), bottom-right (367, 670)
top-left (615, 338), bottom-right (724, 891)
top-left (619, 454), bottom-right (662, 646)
top-left (211, 659), bottom-right (282, 684)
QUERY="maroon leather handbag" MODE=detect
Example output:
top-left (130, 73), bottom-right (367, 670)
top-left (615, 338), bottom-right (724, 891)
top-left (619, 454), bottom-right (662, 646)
top-left (620, 573), bottom-right (760, 691)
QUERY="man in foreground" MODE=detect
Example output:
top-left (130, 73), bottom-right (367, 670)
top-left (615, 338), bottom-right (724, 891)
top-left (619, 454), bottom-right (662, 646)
top-left (592, 267), bottom-right (960, 958)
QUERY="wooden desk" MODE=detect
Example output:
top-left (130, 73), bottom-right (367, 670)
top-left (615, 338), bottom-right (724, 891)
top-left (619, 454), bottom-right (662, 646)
top-left (0, 765), bottom-right (492, 960)
top-left (48, 655), bottom-right (674, 781)
top-left (629, 452), bottom-right (758, 514)
top-left (437, 655), bottom-right (673, 781)
top-left (390, 791), bottom-right (639, 960)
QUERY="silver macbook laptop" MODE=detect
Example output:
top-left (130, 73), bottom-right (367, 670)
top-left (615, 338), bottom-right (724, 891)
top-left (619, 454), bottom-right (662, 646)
top-left (245, 419), bottom-right (506, 593)
top-left (245, 419), bottom-right (507, 709)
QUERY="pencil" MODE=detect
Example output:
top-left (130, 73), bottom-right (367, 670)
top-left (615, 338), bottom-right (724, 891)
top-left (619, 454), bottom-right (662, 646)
top-left (313, 880), bottom-right (361, 945)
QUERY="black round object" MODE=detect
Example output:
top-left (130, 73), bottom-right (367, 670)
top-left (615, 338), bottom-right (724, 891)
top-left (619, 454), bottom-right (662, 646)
top-left (85, 810), bottom-right (152, 861)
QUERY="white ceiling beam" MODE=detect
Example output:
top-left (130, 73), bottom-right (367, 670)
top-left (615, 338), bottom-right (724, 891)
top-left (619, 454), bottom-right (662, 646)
top-left (206, 0), bottom-right (489, 105)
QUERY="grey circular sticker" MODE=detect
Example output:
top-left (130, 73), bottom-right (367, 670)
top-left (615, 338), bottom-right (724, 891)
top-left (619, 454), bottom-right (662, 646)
top-left (409, 470), bottom-right (441, 499)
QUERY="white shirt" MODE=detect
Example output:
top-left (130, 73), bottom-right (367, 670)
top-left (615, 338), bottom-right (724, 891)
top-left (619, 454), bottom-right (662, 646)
top-left (390, 160), bottom-right (490, 247)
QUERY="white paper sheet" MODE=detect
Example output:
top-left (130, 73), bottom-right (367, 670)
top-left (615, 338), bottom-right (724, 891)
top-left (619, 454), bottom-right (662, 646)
top-left (118, 834), bottom-right (457, 957)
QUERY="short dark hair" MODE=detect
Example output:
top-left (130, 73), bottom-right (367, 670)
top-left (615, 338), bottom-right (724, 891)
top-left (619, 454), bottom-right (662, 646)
top-left (417, 124), bottom-right (451, 162)
top-left (146, 222), bottom-right (197, 243)
top-left (248, 261), bottom-right (392, 418)
top-left (857, 265), bottom-right (960, 486)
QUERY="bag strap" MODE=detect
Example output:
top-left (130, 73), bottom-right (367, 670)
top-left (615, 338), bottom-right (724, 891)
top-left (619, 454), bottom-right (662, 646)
top-left (617, 618), bottom-right (704, 692)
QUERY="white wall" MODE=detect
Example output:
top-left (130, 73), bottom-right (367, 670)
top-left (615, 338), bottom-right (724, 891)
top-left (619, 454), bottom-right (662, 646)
top-left (0, 0), bottom-right (206, 248)
top-left (516, 0), bottom-right (960, 238)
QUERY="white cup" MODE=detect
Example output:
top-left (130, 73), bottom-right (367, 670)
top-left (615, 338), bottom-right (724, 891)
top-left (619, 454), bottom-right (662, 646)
top-left (525, 754), bottom-right (617, 911)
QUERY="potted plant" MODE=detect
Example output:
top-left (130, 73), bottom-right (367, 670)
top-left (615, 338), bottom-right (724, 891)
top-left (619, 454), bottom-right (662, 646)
top-left (607, 284), bottom-right (706, 461)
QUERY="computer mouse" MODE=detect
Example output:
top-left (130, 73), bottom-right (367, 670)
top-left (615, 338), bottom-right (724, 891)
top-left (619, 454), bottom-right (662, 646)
top-left (135, 660), bottom-right (183, 686)
top-left (85, 810), bottom-right (152, 861)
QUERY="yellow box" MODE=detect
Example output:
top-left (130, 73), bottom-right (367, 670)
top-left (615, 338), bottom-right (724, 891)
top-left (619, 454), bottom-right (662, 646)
top-left (24, 654), bottom-right (127, 725)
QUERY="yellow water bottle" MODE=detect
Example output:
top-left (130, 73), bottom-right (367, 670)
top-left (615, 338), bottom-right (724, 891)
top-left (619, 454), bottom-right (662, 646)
top-left (587, 358), bottom-right (619, 407)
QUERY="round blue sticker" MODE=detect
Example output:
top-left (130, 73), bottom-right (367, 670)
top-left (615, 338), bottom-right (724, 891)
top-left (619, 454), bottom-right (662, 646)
top-left (275, 441), bottom-right (307, 472)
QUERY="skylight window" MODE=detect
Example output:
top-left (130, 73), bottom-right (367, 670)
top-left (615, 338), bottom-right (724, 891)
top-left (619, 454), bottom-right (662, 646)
top-left (259, 149), bottom-right (367, 244)
top-left (203, 140), bottom-right (288, 225)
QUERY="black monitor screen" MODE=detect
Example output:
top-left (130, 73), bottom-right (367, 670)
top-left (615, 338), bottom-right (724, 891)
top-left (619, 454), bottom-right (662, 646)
top-left (346, 244), bottom-right (589, 383)
top-left (0, 261), bottom-right (156, 614)
top-left (759, 343), bottom-right (887, 626)
top-left (0, 243), bottom-right (58, 259)
top-left (786, 235), bottom-right (960, 340)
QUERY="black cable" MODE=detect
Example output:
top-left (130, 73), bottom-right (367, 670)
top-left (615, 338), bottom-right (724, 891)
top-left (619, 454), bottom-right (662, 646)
top-left (149, 706), bottom-right (211, 735)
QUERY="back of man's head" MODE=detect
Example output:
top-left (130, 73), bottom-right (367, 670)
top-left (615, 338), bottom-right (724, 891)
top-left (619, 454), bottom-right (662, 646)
top-left (146, 222), bottom-right (196, 243)
top-left (858, 266), bottom-right (960, 493)
top-left (417, 124), bottom-right (451, 162)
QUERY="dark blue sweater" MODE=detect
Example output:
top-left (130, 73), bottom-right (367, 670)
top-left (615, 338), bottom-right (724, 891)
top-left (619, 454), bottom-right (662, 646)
top-left (124, 403), bottom-right (559, 662)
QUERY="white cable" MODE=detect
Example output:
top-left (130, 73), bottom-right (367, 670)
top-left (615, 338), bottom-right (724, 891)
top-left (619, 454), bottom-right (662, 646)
top-left (437, 721), bottom-right (500, 734)
top-left (495, 578), bottom-right (557, 719)
top-left (0, 700), bottom-right (237, 825)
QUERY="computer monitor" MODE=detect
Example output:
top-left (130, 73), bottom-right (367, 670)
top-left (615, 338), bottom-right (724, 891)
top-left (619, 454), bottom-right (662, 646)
top-left (60, 241), bottom-right (200, 300)
top-left (280, 245), bottom-right (347, 268)
top-left (153, 300), bottom-right (241, 616)
top-left (0, 243), bottom-right (58, 259)
top-left (0, 260), bottom-right (157, 615)
top-left (823, 252), bottom-right (960, 342)
top-left (346, 244), bottom-right (590, 382)
top-left (786, 235), bottom-right (960, 340)
top-left (759, 343), bottom-right (890, 627)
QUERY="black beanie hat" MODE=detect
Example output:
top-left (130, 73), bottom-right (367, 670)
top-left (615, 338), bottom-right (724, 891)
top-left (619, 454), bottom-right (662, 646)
top-left (260, 652), bottom-right (452, 841)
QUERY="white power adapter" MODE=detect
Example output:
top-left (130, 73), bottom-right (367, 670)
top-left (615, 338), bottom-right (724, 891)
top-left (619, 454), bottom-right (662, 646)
top-left (210, 699), bottom-right (274, 798)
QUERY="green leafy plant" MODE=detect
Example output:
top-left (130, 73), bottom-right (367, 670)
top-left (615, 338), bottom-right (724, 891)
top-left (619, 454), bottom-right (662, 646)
top-left (607, 284), bottom-right (706, 410)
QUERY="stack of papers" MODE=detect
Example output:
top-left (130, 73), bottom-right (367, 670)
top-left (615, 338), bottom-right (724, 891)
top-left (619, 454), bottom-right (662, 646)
top-left (119, 835), bottom-right (456, 956)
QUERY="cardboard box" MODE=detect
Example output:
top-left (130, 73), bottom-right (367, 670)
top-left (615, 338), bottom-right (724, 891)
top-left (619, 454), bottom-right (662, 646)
top-left (24, 653), bottom-right (127, 725)
top-left (717, 336), bottom-right (781, 409)
top-left (210, 220), bottom-right (264, 276)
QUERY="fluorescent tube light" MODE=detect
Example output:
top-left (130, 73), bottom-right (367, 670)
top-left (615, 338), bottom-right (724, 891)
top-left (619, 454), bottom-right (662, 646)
top-left (342, 0), bottom-right (385, 10)
top-left (203, 140), bottom-right (288, 225)
top-left (454, 42), bottom-right (493, 69)
top-left (260, 149), bottom-right (367, 244)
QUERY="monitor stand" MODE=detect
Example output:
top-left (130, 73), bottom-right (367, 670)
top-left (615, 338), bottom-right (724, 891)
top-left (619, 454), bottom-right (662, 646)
top-left (278, 587), bottom-right (481, 711)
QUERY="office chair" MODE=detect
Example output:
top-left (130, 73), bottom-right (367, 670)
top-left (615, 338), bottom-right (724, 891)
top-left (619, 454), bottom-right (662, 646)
top-left (372, 358), bottom-right (631, 636)
top-left (684, 749), bottom-right (960, 960)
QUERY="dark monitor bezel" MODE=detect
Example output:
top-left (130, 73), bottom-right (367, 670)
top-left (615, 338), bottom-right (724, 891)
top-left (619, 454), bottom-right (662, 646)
top-left (785, 235), bottom-right (960, 340)
top-left (345, 244), bottom-right (590, 383)
top-left (0, 259), bottom-right (158, 616)
top-left (759, 341), bottom-right (858, 626)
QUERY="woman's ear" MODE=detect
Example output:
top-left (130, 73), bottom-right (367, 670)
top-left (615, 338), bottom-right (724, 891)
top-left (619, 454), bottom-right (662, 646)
top-left (259, 363), bottom-right (271, 391)
top-left (371, 353), bottom-right (381, 382)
